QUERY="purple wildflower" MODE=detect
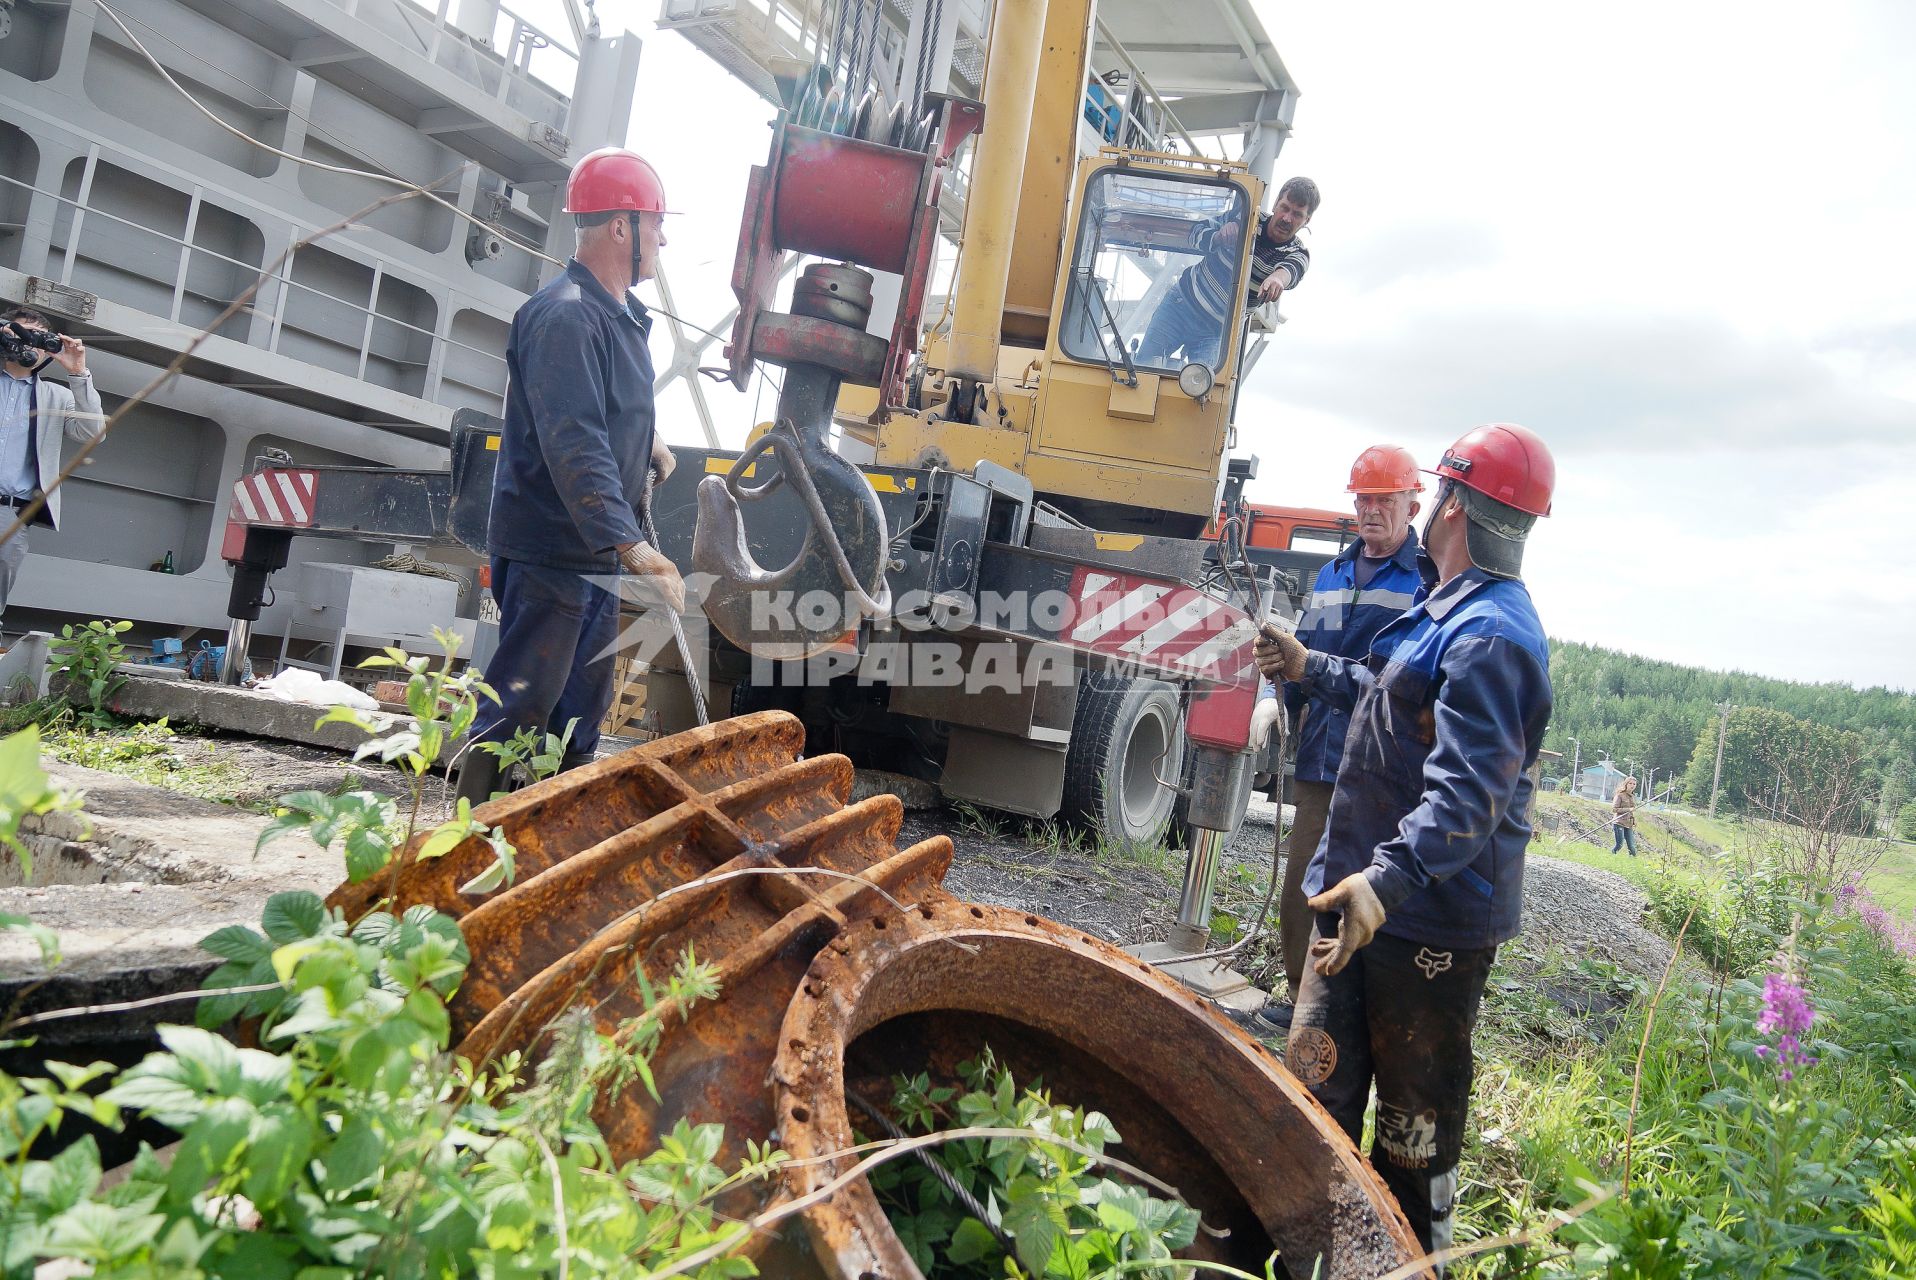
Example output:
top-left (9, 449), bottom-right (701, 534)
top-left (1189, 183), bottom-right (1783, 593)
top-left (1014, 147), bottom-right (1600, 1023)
top-left (1840, 880), bottom-right (1916, 959)
top-left (1752, 972), bottom-right (1817, 1082)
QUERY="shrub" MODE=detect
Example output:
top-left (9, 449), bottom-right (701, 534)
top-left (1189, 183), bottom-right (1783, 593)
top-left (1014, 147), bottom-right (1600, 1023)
top-left (48, 619), bottom-right (132, 725)
top-left (865, 1052), bottom-right (1216, 1279)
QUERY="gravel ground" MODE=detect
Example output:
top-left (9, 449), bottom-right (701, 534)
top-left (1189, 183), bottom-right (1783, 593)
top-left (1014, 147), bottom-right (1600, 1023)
top-left (1516, 854), bottom-right (1674, 984)
top-left (168, 734), bottom-right (428, 811)
top-left (910, 793), bottom-right (1286, 954)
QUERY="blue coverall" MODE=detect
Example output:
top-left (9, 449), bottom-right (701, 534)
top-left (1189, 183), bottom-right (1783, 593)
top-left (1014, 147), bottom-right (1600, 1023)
top-left (1276, 530), bottom-right (1426, 993)
top-left (1284, 564), bottom-right (1552, 1258)
top-left (478, 258), bottom-right (659, 763)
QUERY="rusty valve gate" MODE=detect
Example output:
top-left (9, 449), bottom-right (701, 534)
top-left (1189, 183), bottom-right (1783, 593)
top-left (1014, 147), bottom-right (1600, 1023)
top-left (326, 713), bottom-right (1428, 1278)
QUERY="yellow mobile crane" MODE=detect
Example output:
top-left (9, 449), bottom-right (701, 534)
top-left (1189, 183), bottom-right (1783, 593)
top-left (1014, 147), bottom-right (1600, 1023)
top-left (641, 0), bottom-right (1295, 975)
top-left (863, 0), bottom-right (1264, 538)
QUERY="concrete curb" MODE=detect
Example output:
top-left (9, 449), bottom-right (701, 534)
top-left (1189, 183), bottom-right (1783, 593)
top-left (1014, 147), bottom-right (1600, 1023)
top-left (1, 760), bottom-right (344, 1048)
top-left (100, 674), bottom-right (405, 753)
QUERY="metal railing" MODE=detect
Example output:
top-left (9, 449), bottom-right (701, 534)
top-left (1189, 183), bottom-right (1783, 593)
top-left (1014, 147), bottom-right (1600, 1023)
top-left (0, 165), bottom-right (510, 405)
top-left (336, 0), bottom-right (578, 113)
top-left (1092, 18), bottom-right (1202, 157)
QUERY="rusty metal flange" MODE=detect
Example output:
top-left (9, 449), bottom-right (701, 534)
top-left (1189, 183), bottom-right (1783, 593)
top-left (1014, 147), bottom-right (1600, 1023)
top-left (771, 898), bottom-right (1430, 1280)
top-left (323, 712), bottom-right (1424, 1277)
top-left (328, 712), bottom-right (960, 1250)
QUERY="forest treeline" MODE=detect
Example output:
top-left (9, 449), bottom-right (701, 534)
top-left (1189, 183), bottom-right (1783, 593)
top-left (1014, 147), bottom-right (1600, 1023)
top-left (1544, 640), bottom-right (1915, 832)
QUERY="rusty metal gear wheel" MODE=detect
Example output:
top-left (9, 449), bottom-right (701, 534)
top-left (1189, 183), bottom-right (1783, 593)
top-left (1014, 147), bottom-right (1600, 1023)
top-left (323, 711), bottom-right (1428, 1278)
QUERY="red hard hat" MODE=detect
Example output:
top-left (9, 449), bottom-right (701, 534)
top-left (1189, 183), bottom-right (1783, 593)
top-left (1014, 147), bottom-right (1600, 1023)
top-left (1428, 423), bottom-right (1555, 516)
top-left (565, 147), bottom-right (671, 215)
top-left (1347, 444), bottom-right (1424, 494)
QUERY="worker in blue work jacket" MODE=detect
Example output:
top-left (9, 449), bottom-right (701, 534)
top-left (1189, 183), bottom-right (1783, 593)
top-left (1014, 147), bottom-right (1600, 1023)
top-left (1253, 445), bottom-right (1428, 1036)
top-left (1254, 423), bottom-right (1555, 1264)
top-left (455, 147), bottom-right (684, 805)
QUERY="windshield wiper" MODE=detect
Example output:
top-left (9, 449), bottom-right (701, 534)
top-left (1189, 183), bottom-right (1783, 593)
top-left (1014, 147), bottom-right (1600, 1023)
top-left (1073, 267), bottom-right (1138, 388)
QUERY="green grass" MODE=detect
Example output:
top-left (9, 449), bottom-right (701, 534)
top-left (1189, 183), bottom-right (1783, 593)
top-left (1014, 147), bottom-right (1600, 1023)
top-left (40, 718), bottom-right (251, 808)
top-left (1662, 807), bottom-right (1743, 850)
top-left (1454, 881), bottom-right (1916, 1277)
top-left (1534, 794), bottom-right (1668, 892)
top-left (1539, 835), bottom-right (1660, 890)
top-left (1868, 838), bottom-right (1916, 916)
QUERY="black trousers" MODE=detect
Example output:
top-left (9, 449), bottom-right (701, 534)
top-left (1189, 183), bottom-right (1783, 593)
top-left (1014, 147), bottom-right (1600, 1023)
top-left (474, 557), bottom-right (620, 759)
top-left (1285, 926), bottom-right (1495, 1260)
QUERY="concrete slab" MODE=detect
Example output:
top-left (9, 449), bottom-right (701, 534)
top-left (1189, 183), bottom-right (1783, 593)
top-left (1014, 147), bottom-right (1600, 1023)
top-left (1, 760), bottom-right (343, 1049)
top-left (1128, 940), bottom-right (1266, 1012)
top-left (0, 631), bottom-right (52, 701)
top-left (99, 673), bottom-right (408, 754)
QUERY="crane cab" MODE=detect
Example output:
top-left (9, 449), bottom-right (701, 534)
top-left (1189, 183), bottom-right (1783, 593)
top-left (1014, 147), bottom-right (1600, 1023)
top-left (877, 150), bottom-right (1263, 539)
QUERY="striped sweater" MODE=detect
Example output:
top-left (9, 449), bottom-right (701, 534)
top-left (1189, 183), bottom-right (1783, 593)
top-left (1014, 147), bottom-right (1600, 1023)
top-left (1174, 214), bottom-right (1311, 323)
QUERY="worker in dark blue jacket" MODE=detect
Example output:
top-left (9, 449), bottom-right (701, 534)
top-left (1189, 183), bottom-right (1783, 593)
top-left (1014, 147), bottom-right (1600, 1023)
top-left (455, 148), bottom-right (683, 804)
top-left (1260, 445), bottom-right (1428, 1033)
top-left (1255, 423), bottom-right (1556, 1263)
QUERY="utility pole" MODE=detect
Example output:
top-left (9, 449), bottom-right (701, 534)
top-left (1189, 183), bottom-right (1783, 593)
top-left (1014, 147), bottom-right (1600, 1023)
top-left (1568, 737), bottom-right (1581, 797)
top-left (1709, 702), bottom-right (1733, 818)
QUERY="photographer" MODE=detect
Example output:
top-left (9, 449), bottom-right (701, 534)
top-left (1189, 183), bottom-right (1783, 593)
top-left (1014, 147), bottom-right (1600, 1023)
top-left (1, 306), bottom-right (103, 623)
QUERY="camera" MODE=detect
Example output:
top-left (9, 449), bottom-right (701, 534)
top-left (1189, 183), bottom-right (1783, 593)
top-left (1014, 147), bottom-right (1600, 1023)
top-left (0, 320), bottom-right (63, 364)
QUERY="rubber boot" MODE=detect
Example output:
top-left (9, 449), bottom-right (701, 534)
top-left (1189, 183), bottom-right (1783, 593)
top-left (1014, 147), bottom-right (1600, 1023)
top-left (452, 751), bottom-right (502, 808)
top-left (558, 750), bottom-right (597, 774)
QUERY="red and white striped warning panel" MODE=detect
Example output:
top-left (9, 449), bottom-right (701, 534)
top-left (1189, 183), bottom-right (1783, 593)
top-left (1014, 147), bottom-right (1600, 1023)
top-left (1067, 570), bottom-right (1259, 680)
top-left (229, 469), bottom-right (318, 527)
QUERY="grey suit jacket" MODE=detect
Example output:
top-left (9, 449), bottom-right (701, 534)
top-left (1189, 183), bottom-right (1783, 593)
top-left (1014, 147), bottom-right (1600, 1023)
top-left (26, 372), bottom-right (106, 530)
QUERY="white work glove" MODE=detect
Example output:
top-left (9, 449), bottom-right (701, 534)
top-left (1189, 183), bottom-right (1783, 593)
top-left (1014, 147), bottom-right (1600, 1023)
top-left (617, 541), bottom-right (686, 614)
top-left (1255, 623), bottom-right (1306, 683)
top-left (1249, 697), bottom-right (1284, 752)
top-left (1306, 872), bottom-right (1386, 977)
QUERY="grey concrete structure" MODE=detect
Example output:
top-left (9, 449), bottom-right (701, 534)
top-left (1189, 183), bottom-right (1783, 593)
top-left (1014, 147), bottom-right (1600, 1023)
top-left (97, 669), bottom-right (415, 751)
top-left (0, 0), bottom-right (638, 650)
top-left (0, 758), bottom-right (343, 1049)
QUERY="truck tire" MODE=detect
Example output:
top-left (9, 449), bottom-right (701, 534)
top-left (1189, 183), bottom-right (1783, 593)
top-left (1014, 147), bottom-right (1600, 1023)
top-left (1062, 671), bottom-right (1184, 850)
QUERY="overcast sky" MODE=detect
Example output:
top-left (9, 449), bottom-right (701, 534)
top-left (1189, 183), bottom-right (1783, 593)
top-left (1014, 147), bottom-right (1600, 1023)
top-left (594, 1), bottom-right (1916, 693)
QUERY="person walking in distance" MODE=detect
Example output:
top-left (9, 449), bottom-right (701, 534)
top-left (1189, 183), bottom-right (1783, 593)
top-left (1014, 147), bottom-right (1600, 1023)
top-left (1611, 775), bottom-right (1640, 855)
top-left (1254, 423), bottom-right (1556, 1264)
top-left (455, 147), bottom-right (683, 803)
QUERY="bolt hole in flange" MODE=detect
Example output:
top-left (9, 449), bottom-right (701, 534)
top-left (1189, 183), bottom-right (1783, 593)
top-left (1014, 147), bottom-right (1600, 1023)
top-left (772, 900), bottom-right (1428, 1279)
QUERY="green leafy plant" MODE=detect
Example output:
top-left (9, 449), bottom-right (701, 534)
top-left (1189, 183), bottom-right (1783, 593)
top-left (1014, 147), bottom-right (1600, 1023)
top-left (0, 725), bottom-right (86, 885)
top-left (866, 1052), bottom-right (1220, 1279)
top-left (48, 619), bottom-right (132, 725)
top-left (264, 628), bottom-right (515, 897)
top-left (477, 716), bottom-right (577, 797)
top-left (1859, 1135), bottom-right (1916, 1278)
top-left (1468, 877), bottom-right (1916, 1280)
top-left (1, 884), bottom-right (774, 1278)
top-left (0, 635), bottom-right (799, 1278)
top-left (1643, 850), bottom-right (1792, 978)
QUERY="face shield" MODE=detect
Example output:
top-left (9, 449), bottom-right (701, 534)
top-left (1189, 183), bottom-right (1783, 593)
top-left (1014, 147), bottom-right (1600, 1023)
top-left (1428, 479), bottom-right (1536, 580)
